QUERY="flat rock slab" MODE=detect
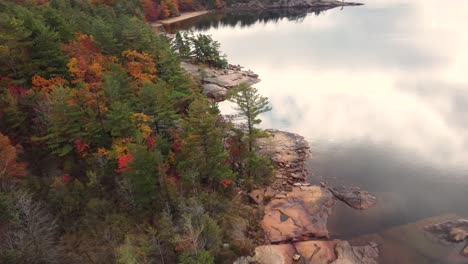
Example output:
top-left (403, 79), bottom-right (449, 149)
top-left (256, 130), bottom-right (310, 188)
top-left (332, 241), bottom-right (379, 264)
top-left (425, 219), bottom-right (468, 257)
top-left (261, 186), bottom-right (335, 243)
top-left (329, 185), bottom-right (377, 210)
top-left (181, 62), bottom-right (260, 101)
top-left (202, 83), bottom-right (227, 101)
top-left (245, 240), bottom-right (378, 264)
top-left (248, 187), bottom-right (279, 205)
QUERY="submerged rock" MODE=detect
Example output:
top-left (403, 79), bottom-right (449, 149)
top-left (328, 185), bottom-right (377, 210)
top-left (425, 219), bottom-right (468, 257)
top-left (425, 219), bottom-right (468, 243)
top-left (261, 186), bottom-right (335, 243)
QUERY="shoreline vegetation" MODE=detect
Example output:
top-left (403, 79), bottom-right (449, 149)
top-left (167, 17), bottom-right (381, 263)
top-left (150, 0), bottom-right (363, 29)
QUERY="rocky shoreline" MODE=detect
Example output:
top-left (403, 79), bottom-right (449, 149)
top-left (238, 130), bottom-right (379, 264)
top-left (181, 62), bottom-right (260, 101)
top-left (180, 61), bottom-right (380, 263)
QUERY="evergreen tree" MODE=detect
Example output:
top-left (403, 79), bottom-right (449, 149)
top-left (37, 86), bottom-right (86, 157)
top-left (0, 12), bottom-right (32, 84)
top-left (106, 101), bottom-right (136, 138)
top-left (229, 83), bottom-right (272, 179)
top-left (229, 83), bottom-right (271, 153)
top-left (118, 144), bottom-right (161, 210)
top-left (136, 82), bottom-right (180, 134)
top-left (179, 96), bottom-right (233, 188)
top-left (190, 34), bottom-right (227, 68)
top-left (173, 32), bottom-right (193, 60)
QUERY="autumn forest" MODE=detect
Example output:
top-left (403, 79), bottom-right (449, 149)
top-left (0, 1), bottom-right (273, 263)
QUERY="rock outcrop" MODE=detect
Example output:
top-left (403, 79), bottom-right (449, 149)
top-left (328, 185), bottom-right (377, 210)
top-left (244, 240), bottom-right (378, 264)
top-left (261, 186), bottom-right (335, 243)
top-left (245, 130), bottom-right (380, 262)
top-left (256, 129), bottom-right (310, 189)
top-left (248, 187), bottom-right (279, 205)
top-left (228, 0), bottom-right (363, 10)
top-left (331, 241), bottom-right (379, 264)
top-left (181, 62), bottom-right (260, 101)
top-left (425, 219), bottom-right (468, 257)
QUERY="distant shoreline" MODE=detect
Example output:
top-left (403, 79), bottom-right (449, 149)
top-left (150, 0), bottom-right (362, 28)
top-left (151, 10), bottom-right (211, 28)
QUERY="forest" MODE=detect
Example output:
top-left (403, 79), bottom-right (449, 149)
top-left (0, 0), bottom-right (273, 263)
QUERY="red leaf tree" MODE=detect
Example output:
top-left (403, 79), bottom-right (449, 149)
top-left (0, 133), bottom-right (27, 188)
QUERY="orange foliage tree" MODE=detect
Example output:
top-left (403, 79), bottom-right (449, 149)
top-left (63, 33), bottom-right (116, 127)
top-left (159, 0), bottom-right (171, 19)
top-left (0, 133), bottom-right (27, 189)
top-left (122, 50), bottom-right (157, 85)
top-left (32, 75), bottom-right (67, 92)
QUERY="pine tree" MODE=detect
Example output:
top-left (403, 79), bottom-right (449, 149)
top-left (229, 83), bottom-right (271, 153)
top-left (189, 33), bottom-right (227, 68)
top-left (37, 86), bottom-right (86, 157)
top-left (229, 83), bottom-right (272, 179)
top-left (173, 32), bottom-right (192, 60)
top-left (136, 82), bottom-right (180, 134)
top-left (179, 96), bottom-right (233, 188)
top-left (106, 102), bottom-right (137, 138)
top-left (118, 144), bottom-right (161, 210)
top-left (0, 13), bottom-right (32, 84)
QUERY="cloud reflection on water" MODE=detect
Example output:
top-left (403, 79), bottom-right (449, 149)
top-left (192, 0), bottom-right (468, 171)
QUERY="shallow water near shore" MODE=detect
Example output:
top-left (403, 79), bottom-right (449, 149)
top-left (180, 1), bottom-right (468, 263)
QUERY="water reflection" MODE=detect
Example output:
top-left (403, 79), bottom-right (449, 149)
top-left (182, 2), bottom-right (468, 262)
top-left (181, 2), bottom-right (468, 261)
top-left (308, 142), bottom-right (468, 238)
top-left (164, 8), bottom-right (331, 32)
top-left (183, 1), bottom-right (468, 171)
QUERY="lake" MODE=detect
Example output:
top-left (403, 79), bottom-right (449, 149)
top-left (173, 1), bottom-right (468, 263)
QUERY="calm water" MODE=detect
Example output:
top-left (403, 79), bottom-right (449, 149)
top-left (179, 1), bottom-right (468, 262)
